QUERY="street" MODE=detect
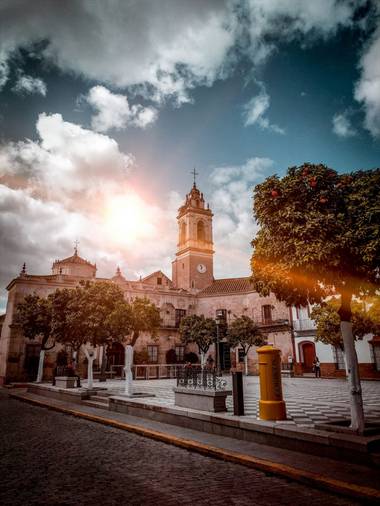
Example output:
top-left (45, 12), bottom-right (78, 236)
top-left (0, 389), bottom-right (361, 506)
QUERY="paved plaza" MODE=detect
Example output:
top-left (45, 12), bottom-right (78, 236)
top-left (82, 376), bottom-right (380, 427)
top-left (0, 389), bottom-right (361, 506)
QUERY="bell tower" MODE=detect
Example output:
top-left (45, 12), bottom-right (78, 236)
top-left (172, 177), bottom-right (214, 292)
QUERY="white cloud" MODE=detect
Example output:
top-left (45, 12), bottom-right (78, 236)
top-left (243, 89), bottom-right (285, 134)
top-left (86, 86), bottom-right (158, 132)
top-left (13, 74), bottom-right (47, 96)
top-left (332, 111), bottom-right (357, 138)
top-left (0, 1), bottom-right (363, 104)
top-left (0, 113), bottom-right (133, 208)
top-left (209, 157), bottom-right (274, 277)
top-left (0, 1), bottom-right (236, 104)
top-left (355, 25), bottom-right (380, 138)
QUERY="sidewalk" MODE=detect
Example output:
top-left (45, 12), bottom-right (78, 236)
top-left (7, 386), bottom-right (380, 503)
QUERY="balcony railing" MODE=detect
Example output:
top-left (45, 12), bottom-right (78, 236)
top-left (293, 318), bottom-right (316, 332)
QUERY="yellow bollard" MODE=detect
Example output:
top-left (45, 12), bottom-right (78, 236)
top-left (257, 345), bottom-right (287, 421)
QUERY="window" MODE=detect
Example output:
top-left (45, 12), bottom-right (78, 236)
top-left (262, 305), bottom-right (272, 323)
top-left (175, 309), bottom-right (186, 328)
top-left (175, 345), bottom-right (185, 362)
top-left (216, 309), bottom-right (227, 321)
top-left (180, 222), bottom-right (186, 244)
top-left (157, 277), bottom-right (162, 285)
top-left (238, 348), bottom-right (245, 363)
top-left (333, 346), bottom-right (345, 370)
top-left (371, 344), bottom-right (380, 371)
top-left (147, 345), bottom-right (158, 363)
top-left (197, 220), bottom-right (205, 241)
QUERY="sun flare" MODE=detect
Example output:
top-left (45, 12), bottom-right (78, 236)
top-left (105, 194), bottom-right (153, 244)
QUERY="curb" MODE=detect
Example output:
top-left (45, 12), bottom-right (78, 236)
top-left (10, 391), bottom-right (380, 503)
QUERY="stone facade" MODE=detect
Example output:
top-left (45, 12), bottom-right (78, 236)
top-left (0, 183), bottom-right (294, 384)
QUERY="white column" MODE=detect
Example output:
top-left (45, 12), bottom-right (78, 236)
top-left (124, 345), bottom-right (133, 396)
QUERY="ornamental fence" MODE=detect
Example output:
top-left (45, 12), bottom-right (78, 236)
top-left (176, 366), bottom-right (227, 391)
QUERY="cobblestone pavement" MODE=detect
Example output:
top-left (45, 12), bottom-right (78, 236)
top-left (85, 376), bottom-right (380, 427)
top-left (0, 390), bottom-right (362, 506)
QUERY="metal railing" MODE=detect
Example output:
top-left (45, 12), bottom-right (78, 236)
top-left (176, 366), bottom-right (227, 391)
top-left (109, 363), bottom-right (185, 380)
top-left (293, 318), bottom-right (316, 331)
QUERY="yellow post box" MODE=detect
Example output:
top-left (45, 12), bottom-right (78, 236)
top-left (257, 345), bottom-right (286, 421)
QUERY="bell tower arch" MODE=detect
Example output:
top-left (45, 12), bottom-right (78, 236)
top-left (172, 181), bottom-right (214, 292)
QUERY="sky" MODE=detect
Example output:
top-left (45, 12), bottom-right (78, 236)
top-left (0, 0), bottom-right (380, 311)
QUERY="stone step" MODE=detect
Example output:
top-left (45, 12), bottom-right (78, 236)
top-left (92, 395), bottom-right (110, 402)
top-left (82, 399), bottom-right (109, 409)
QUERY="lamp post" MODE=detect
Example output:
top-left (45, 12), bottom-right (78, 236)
top-left (215, 309), bottom-right (224, 376)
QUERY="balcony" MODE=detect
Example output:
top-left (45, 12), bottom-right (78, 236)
top-left (293, 318), bottom-right (316, 333)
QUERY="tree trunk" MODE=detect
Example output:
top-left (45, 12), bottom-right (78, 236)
top-left (83, 347), bottom-right (95, 389)
top-left (124, 345), bottom-right (133, 396)
top-left (244, 354), bottom-right (248, 376)
top-left (338, 291), bottom-right (365, 434)
top-left (200, 351), bottom-right (205, 369)
top-left (99, 344), bottom-right (108, 381)
top-left (130, 331), bottom-right (139, 347)
top-left (36, 349), bottom-right (45, 382)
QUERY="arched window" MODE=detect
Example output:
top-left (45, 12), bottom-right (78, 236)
top-left (180, 222), bottom-right (186, 244)
top-left (197, 220), bottom-right (205, 241)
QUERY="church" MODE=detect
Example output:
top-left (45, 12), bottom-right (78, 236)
top-left (0, 182), bottom-right (293, 384)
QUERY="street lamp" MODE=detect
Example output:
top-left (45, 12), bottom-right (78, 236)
top-left (215, 309), bottom-right (225, 376)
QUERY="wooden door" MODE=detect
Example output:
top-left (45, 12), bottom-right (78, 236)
top-left (302, 342), bottom-right (315, 372)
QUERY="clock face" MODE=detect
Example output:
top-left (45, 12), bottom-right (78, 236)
top-left (197, 263), bottom-right (207, 273)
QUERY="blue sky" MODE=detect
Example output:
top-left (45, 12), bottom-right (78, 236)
top-left (0, 0), bottom-right (379, 310)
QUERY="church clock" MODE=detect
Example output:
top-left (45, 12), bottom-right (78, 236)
top-left (197, 263), bottom-right (207, 273)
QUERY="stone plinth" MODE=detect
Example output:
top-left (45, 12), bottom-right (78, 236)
top-left (173, 387), bottom-right (232, 412)
top-left (54, 376), bottom-right (76, 389)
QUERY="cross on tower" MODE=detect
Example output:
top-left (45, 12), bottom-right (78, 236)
top-left (190, 167), bottom-right (198, 187)
top-left (74, 239), bottom-right (79, 255)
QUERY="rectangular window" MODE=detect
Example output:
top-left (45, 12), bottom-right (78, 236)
top-left (216, 309), bottom-right (227, 320)
top-left (238, 348), bottom-right (245, 363)
top-left (175, 309), bottom-right (186, 328)
top-left (372, 344), bottom-right (380, 372)
top-left (157, 277), bottom-right (162, 285)
top-left (262, 305), bottom-right (272, 324)
top-left (147, 345), bottom-right (158, 363)
top-left (175, 345), bottom-right (185, 362)
top-left (333, 346), bottom-right (345, 370)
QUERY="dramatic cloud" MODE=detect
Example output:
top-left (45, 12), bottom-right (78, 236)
top-left (243, 89), bottom-right (284, 134)
top-left (0, 113), bottom-right (133, 207)
top-left (332, 111), bottom-right (357, 138)
top-left (209, 157), bottom-right (274, 277)
top-left (86, 86), bottom-right (158, 132)
top-left (0, 1), bottom-right (363, 104)
top-left (13, 74), bottom-right (47, 96)
top-left (355, 25), bottom-right (380, 138)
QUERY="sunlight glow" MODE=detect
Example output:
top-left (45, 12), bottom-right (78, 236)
top-left (105, 193), bottom-right (154, 245)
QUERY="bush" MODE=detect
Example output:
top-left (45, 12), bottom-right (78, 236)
top-left (184, 352), bottom-right (198, 364)
top-left (133, 350), bottom-right (150, 364)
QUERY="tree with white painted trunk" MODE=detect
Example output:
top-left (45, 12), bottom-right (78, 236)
top-left (17, 294), bottom-right (55, 382)
top-left (226, 315), bottom-right (265, 375)
top-left (179, 315), bottom-right (216, 368)
top-left (251, 164), bottom-right (380, 434)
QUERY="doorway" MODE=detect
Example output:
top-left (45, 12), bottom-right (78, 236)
top-left (107, 342), bottom-right (125, 376)
top-left (300, 341), bottom-right (315, 373)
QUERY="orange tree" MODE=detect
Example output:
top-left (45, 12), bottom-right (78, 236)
top-left (251, 163), bottom-right (379, 433)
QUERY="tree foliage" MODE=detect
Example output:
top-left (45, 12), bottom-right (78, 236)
top-left (17, 294), bottom-right (55, 350)
top-left (227, 315), bottom-right (265, 355)
top-left (179, 314), bottom-right (216, 354)
top-left (311, 297), bottom-right (379, 347)
top-left (129, 297), bottom-right (161, 346)
top-left (251, 164), bottom-right (380, 307)
top-left (51, 281), bottom-right (132, 350)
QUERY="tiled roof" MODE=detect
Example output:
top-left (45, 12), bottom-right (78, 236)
top-left (53, 252), bottom-right (95, 267)
top-left (198, 277), bottom-right (254, 296)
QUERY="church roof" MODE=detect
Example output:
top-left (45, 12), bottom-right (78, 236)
top-left (198, 277), bottom-right (254, 296)
top-left (53, 249), bottom-right (95, 268)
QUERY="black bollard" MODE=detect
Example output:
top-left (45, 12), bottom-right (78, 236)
top-left (232, 371), bottom-right (244, 416)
